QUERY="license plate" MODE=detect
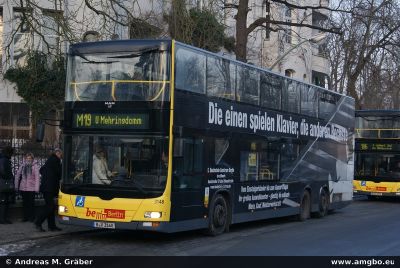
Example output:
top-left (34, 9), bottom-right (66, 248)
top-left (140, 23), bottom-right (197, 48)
top-left (93, 222), bottom-right (115, 229)
top-left (371, 192), bottom-right (383, 196)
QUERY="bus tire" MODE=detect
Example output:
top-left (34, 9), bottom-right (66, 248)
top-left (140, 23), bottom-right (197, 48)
top-left (313, 188), bottom-right (329, 218)
top-left (206, 194), bottom-right (229, 236)
top-left (298, 190), bottom-right (311, 221)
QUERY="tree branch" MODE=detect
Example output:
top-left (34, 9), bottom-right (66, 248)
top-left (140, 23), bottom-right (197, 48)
top-left (271, 0), bottom-right (353, 14)
top-left (247, 17), bottom-right (342, 35)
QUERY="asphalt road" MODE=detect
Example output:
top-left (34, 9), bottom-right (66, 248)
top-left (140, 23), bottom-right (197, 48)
top-left (8, 197), bottom-right (400, 256)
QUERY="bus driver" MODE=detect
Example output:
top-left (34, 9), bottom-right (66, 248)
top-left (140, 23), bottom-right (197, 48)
top-left (92, 147), bottom-right (113, 185)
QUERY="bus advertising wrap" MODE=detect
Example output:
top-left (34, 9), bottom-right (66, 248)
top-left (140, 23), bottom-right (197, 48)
top-left (208, 101), bottom-right (350, 143)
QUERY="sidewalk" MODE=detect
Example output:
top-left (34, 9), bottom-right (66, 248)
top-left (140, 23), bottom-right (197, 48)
top-left (1, 205), bottom-right (91, 245)
top-left (0, 221), bottom-right (91, 245)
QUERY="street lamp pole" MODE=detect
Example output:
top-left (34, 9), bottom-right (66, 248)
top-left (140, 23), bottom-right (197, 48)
top-left (269, 33), bottom-right (327, 70)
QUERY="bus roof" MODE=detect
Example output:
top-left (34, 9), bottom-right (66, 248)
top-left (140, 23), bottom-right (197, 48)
top-left (69, 39), bottom-right (171, 54)
top-left (356, 110), bottom-right (400, 117)
top-left (69, 39), bottom-right (350, 100)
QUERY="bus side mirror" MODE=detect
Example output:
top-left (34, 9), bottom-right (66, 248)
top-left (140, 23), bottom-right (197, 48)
top-left (36, 122), bottom-right (45, 142)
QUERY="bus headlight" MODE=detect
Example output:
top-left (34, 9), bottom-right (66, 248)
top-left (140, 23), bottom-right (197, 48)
top-left (144, 212), bottom-right (162, 219)
top-left (59, 206), bottom-right (68, 213)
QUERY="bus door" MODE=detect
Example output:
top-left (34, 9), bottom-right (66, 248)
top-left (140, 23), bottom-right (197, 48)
top-left (170, 137), bottom-right (205, 221)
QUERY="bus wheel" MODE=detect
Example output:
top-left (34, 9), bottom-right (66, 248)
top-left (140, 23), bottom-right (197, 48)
top-left (207, 195), bottom-right (229, 236)
top-left (314, 188), bottom-right (329, 218)
top-left (299, 190), bottom-right (311, 221)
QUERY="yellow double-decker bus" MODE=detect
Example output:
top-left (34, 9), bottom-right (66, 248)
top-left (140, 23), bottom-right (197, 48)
top-left (58, 40), bottom-right (354, 235)
top-left (354, 110), bottom-right (400, 199)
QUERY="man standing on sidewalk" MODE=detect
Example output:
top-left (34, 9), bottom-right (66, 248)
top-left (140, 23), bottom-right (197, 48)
top-left (35, 148), bottom-right (63, 232)
top-left (0, 146), bottom-right (15, 224)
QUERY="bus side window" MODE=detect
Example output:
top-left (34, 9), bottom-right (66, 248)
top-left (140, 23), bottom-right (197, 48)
top-left (259, 141), bottom-right (279, 181)
top-left (240, 142), bottom-right (259, 181)
top-left (173, 138), bottom-right (203, 189)
top-left (280, 139), bottom-right (299, 179)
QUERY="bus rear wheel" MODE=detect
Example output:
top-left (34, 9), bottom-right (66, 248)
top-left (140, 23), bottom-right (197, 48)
top-left (314, 188), bottom-right (329, 218)
top-left (299, 190), bottom-right (311, 221)
top-left (206, 194), bottom-right (229, 236)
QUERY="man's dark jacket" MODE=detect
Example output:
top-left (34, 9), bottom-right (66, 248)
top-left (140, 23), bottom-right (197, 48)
top-left (0, 153), bottom-right (14, 181)
top-left (40, 154), bottom-right (62, 194)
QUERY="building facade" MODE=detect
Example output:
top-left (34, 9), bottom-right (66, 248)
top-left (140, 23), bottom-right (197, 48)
top-left (0, 0), bottom-right (330, 142)
top-left (262, 0), bottom-right (330, 87)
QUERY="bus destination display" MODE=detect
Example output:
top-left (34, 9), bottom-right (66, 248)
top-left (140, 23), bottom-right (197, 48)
top-left (357, 143), bottom-right (400, 151)
top-left (73, 113), bottom-right (149, 129)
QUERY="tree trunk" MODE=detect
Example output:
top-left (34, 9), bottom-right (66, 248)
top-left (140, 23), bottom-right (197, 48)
top-left (235, 0), bottom-right (249, 62)
top-left (347, 77), bottom-right (361, 109)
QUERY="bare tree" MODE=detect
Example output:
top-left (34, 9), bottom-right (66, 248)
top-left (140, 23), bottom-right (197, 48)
top-left (3, 0), bottom-right (165, 66)
top-left (328, 0), bottom-right (400, 108)
top-left (221, 0), bottom-right (344, 62)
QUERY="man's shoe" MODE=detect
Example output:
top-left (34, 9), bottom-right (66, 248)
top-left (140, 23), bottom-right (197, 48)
top-left (35, 224), bottom-right (46, 232)
top-left (49, 226), bottom-right (62, 231)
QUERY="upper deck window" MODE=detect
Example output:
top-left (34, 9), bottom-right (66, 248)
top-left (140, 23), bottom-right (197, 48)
top-left (356, 114), bottom-right (400, 139)
top-left (206, 55), bottom-right (235, 100)
top-left (175, 46), bottom-right (206, 94)
top-left (282, 79), bottom-right (300, 113)
top-left (66, 48), bottom-right (170, 102)
top-left (319, 91), bottom-right (340, 120)
top-left (236, 65), bottom-right (260, 105)
top-left (300, 85), bottom-right (318, 117)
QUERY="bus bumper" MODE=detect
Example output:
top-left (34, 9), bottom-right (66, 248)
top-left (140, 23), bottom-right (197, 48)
top-left (58, 216), bottom-right (207, 233)
top-left (353, 190), bottom-right (400, 197)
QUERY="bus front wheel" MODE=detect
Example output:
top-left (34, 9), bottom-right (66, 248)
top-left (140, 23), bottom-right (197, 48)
top-left (207, 194), bottom-right (229, 236)
top-left (298, 190), bottom-right (311, 221)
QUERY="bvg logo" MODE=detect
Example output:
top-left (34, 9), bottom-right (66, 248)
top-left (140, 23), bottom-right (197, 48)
top-left (86, 208), bottom-right (125, 220)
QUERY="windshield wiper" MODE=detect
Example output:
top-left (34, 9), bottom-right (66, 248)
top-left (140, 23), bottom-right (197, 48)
top-left (111, 179), bottom-right (148, 194)
top-left (70, 49), bottom-right (119, 64)
top-left (82, 60), bottom-right (118, 64)
top-left (107, 48), bottom-right (160, 59)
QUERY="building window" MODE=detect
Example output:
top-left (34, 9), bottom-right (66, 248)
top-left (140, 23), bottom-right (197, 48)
top-left (83, 31), bottom-right (100, 42)
top-left (285, 7), bottom-right (292, 18)
top-left (0, 103), bottom-right (30, 140)
top-left (13, 8), bottom-right (33, 66)
top-left (285, 69), bottom-right (295, 77)
top-left (42, 10), bottom-right (61, 56)
top-left (284, 19), bottom-right (292, 44)
top-left (312, 11), bottom-right (328, 57)
top-left (312, 70), bottom-right (329, 88)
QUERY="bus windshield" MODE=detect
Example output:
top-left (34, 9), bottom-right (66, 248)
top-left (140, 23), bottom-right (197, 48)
top-left (355, 153), bottom-right (400, 180)
top-left (66, 49), bottom-right (170, 102)
top-left (63, 135), bottom-right (169, 194)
